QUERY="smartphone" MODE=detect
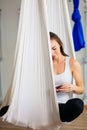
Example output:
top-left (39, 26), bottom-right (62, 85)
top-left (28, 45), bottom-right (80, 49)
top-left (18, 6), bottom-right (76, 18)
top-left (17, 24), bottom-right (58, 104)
top-left (56, 85), bottom-right (62, 89)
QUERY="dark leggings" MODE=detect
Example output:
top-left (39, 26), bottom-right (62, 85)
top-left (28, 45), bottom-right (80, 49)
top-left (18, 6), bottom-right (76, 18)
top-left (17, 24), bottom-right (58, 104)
top-left (0, 106), bottom-right (9, 117)
top-left (59, 98), bottom-right (84, 122)
top-left (0, 98), bottom-right (84, 122)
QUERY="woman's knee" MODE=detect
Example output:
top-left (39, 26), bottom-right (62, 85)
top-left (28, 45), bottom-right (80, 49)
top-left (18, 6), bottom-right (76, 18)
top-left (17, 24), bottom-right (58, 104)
top-left (67, 98), bottom-right (84, 114)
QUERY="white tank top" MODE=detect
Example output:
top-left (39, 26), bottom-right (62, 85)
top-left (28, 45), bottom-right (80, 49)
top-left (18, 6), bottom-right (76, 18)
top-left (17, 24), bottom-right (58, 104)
top-left (54, 57), bottom-right (73, 103)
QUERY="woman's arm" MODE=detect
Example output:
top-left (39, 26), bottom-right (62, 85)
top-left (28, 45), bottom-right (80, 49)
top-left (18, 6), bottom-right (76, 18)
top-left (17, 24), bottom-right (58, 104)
top-left (70, 58), bottom-right (84, 94)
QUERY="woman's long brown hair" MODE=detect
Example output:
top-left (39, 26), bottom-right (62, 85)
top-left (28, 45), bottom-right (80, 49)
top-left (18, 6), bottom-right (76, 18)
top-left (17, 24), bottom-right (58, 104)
top-left (49, 32), bottom-right (68, 56)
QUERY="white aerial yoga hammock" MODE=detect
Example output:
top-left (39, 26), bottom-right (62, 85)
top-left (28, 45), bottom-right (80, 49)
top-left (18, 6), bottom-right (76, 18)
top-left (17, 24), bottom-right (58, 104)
top-left (1, 0), bottom-right (75, 129)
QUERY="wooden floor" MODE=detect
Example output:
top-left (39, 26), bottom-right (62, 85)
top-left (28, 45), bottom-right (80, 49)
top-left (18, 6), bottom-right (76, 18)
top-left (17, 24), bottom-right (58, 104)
top-left (0, 106), bottom-right (87, 130)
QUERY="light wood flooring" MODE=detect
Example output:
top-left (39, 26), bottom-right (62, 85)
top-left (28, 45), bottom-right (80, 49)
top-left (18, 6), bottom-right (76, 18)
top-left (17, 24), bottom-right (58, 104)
top-left (0, 106), bottom-right (87, 130)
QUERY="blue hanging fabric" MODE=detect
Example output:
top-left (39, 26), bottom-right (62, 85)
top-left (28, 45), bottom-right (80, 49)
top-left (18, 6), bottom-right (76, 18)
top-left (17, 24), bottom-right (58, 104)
top-left (72, 0), bottom-right (85, 51)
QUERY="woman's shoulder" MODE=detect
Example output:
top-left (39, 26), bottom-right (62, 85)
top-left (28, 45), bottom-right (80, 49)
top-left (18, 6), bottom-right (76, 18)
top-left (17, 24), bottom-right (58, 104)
top-left (69, 57), bottom-right (81, 71)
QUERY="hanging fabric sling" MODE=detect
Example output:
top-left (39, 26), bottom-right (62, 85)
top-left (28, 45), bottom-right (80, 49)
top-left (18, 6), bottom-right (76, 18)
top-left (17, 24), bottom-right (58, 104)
top-left (1, 0), bottom-right (75, 129)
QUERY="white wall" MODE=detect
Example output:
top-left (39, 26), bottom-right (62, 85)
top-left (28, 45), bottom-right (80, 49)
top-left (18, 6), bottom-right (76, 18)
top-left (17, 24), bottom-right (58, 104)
top-left (0, 0), bottom-right (21, 101)
top-left (68, 0), bottom-right (87, 103)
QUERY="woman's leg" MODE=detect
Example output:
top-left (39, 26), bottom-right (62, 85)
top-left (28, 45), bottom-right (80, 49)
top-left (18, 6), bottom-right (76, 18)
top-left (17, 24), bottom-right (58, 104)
top-left (0, 106), bottom-right (9, 117)
top-left (59, 98), bottom-right (84, 122)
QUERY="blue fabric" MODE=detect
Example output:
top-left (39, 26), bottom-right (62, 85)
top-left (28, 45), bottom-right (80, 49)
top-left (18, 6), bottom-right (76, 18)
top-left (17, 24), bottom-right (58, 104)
top-left (72, 0), bottom-right (85, 51)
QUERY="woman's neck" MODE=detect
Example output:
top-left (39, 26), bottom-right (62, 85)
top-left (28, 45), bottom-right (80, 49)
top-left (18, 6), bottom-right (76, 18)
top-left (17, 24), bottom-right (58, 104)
top-left (53, 55), bottom-right (66, 64)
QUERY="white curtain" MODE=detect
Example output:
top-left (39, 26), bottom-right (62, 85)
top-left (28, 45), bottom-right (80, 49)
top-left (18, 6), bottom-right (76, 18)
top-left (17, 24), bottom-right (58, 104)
top-left (46, 0), bottom-right (75, 57)
top-left (2, 0), bottom-right (75, 129)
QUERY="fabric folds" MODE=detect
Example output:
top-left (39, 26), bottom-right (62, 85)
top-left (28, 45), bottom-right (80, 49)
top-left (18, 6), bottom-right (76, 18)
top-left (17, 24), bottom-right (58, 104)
top-left (1, 0), bottom-right (75, 129)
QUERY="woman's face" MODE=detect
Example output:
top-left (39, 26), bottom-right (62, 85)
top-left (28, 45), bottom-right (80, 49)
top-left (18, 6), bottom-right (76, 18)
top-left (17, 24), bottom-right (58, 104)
top-left (50, 39), bottom-right (61, 60)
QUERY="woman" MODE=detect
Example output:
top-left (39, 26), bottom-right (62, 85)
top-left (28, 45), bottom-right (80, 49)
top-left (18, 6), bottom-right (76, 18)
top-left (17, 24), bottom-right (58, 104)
top-left (0, 32), bottom-right (84, 123)
top-left (50, 32), bottom-right (84, 122)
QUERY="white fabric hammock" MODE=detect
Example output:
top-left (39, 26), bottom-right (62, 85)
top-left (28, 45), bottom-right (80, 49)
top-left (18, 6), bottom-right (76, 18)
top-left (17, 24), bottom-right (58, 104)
top-left (2, 0), bottom-right (75, 129)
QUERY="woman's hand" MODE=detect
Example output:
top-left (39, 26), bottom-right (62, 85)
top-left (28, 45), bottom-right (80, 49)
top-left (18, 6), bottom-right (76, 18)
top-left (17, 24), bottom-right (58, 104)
top-left (56, 83), bottom-right (75, 93)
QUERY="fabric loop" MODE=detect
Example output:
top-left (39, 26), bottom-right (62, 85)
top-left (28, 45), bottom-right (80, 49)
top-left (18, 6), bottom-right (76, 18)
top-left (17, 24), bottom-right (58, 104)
top-left (72, 9), bottom-right (81, 22)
